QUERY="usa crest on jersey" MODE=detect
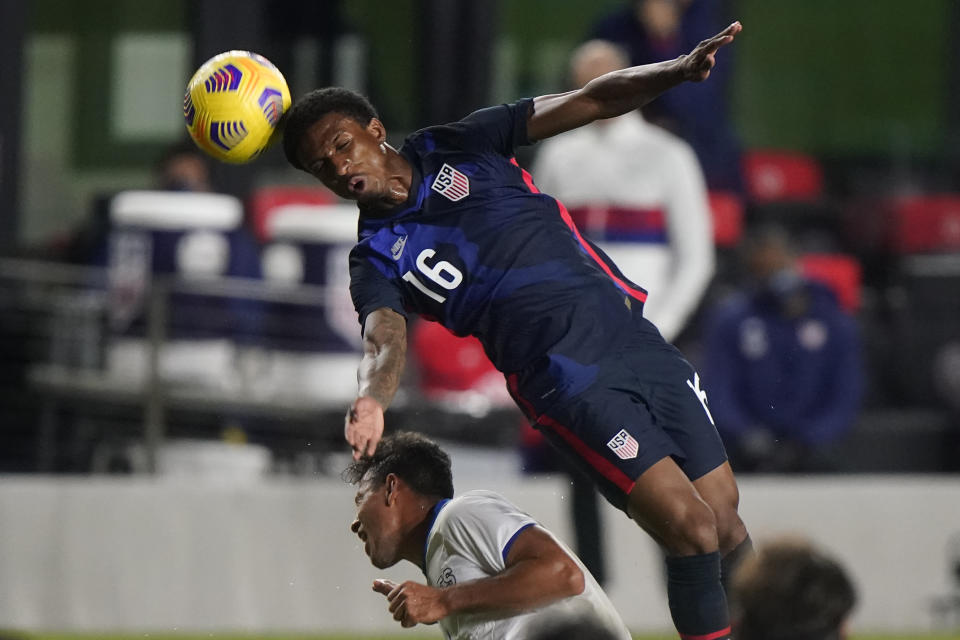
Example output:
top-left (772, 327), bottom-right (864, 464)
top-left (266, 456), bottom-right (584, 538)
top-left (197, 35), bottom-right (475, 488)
top-left (607, 429), bottom-right (639, 460)
top-left (432, 163), bottom-right (470, 201)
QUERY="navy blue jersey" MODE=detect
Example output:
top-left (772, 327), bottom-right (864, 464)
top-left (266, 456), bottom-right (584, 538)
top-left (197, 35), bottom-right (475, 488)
top-left (349, 99), bottom-right (649, 411)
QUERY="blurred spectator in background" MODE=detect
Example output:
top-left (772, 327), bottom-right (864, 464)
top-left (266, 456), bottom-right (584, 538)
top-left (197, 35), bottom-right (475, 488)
top-left (155, 140), bottom-right (214, 193)
top-left (730, 536), bottom-right (857, 640)
top-left (527, 37), bottom-right (715, 585)
top-left (57, 140), bottom-right (215, 266)
top-left (702, 225), bottom-right (862, 472)
top-left (533, 39), bottom-right (715, 345)
top-left (590, 0), bottom-right (742, 192)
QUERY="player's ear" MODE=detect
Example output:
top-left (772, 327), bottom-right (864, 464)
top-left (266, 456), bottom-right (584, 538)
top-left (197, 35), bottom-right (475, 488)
top-left (367, 118), bottom-right (387, 143)
top-left (384, 473), bottom-right (399, 505)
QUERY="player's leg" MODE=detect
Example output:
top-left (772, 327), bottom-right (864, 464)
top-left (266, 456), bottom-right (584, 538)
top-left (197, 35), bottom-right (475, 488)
top-left (691, 460), bottom-right (753, 589)
top-left (626, 457), bottom-right (731, 640)
top-left (529, 391), bottom-right (732, 640)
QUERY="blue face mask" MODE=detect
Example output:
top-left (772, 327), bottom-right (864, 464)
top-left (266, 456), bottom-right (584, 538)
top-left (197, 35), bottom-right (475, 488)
top-left (765, 267), bottom-right (803, 297)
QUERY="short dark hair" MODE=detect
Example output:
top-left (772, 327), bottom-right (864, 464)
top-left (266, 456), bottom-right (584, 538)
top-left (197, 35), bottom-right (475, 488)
top-left (281, 87), bottom-right (379, 171)
top-left (731, 538), bottom-right (857, 640)
top-left (343, 432), bottom-right (454, 500)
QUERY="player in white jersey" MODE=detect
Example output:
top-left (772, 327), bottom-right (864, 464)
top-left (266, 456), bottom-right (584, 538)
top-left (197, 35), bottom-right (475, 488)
top-left (345, 431), bottom-right (631, 640)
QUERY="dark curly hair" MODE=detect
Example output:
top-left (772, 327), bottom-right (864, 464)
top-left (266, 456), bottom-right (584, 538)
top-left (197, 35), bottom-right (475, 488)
top-left (343, 431), bottom-right (454, 500)
top-left (281, 87), bottom-right (379, 171)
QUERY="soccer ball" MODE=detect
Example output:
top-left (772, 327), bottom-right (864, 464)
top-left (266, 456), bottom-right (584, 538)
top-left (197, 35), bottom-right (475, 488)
top-left (183, 50), bottom-right (291, 164)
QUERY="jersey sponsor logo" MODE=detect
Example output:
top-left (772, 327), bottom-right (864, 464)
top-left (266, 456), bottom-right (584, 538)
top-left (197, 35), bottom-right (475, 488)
top-left (437, 566), bottom-right (457, 587)
top-left (607, 429), bottom-right (639, 460)
top-left (431, 163), bottom-right (470, 202)
top-left (390, 234), bottom-right (408, 260)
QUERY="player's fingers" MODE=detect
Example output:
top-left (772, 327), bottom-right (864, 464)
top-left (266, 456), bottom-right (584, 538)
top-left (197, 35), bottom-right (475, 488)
top-left (387, 582), bottom-right (405, 602)
top-left (372, 579), bottom-right (396, 595)
top-left (392, 599), bottom-right (407, 620)
top-left (717, 20), bottom-right (742, 38)
top-left (365, 433), bottom-right (380, 457)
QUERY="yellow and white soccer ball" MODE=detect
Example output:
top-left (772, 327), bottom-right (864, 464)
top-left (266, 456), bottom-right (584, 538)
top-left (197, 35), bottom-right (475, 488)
top-left (183, 50), bottom-right (291, 164)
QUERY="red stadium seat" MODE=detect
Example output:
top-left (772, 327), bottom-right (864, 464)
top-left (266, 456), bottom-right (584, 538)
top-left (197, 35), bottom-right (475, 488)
top-left (412, 321), bottom-right (499, 394)
top-left (799, 253), bottom-right (862, 313)
top-left (743, 150), bottom-right (824, 203)
top-left (248, 185), bottom-right (338, 242)
top-left (887, 194), bottom-right (960, 254)
top-left (707, 191), bottom-right (744, 248)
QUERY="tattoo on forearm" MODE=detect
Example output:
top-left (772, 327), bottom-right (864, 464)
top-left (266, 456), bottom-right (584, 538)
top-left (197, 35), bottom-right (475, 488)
top-left (359, 311), bottom-right (407, 409)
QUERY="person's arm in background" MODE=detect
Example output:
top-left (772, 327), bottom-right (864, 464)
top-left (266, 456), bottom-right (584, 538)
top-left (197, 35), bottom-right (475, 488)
top-left (371, 525), bottom-right (584, 627)
top-left (527, 22), bottom-right (741, 142)
top-left (346, 307), bottom-right (407, 460)
top-left (644, 140), bottom-right (715, 342)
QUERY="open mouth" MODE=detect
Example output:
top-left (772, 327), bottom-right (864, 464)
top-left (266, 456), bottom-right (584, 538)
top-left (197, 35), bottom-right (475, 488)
top-left (348, 175), bottom-right (366, 195)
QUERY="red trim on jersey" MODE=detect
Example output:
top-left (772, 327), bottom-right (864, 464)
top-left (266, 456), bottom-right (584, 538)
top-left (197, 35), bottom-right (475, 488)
top-left (510, 157), bottom-right (539, 193)
top-left (537, 414), bottom-right (637, 495)
top-left (556, 200), bottom-right (648, 302)
top-left (506, 373), bottom-right (537, 421)
top-left (680, 627), bottom-right (732, 640)
top-left (509, 158), bottom-right (648, 303)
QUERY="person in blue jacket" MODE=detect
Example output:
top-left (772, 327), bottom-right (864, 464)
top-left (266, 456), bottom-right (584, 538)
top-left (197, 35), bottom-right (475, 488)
top-left (702, 225), bottom-right (863, 472)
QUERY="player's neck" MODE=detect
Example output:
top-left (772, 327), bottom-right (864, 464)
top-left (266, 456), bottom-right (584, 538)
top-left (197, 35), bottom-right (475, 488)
top-left (401, 497), bottom-right (443, 568)
top-left (381, 144), bottom-right (413, 207)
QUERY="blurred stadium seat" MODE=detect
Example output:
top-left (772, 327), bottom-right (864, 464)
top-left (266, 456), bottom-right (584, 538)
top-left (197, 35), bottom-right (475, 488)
top-left (105, 190), bottom-right (260, 390)
top-left (798, 252), bottom-right (862, 313)
top-left (707, 190), bottom-right (744, 249)
top-left (743, 149), bottom-right (824, 203)
top-left (258, 203), bottom-right (361, 405)
top-left (887, 194), bottom-right (960, 254)
top-left (742, 149), bottom-right (841, 251)
top-left (248, 184), bottom-right (338, 242)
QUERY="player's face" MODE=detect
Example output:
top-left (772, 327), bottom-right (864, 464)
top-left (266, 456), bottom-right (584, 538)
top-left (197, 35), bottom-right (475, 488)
top-left (350, 474), bottom-right (404, 569)
top-left (298, 113), bottom-right (392, 206)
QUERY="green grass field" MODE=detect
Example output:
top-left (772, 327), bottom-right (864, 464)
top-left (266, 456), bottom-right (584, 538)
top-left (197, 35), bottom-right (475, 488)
top-left (13, 634), bottom-right (960, 640)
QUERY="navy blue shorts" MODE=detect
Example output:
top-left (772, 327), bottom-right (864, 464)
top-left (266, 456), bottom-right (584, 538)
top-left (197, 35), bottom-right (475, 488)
top-left (515, 318), bottom-right (727, 513)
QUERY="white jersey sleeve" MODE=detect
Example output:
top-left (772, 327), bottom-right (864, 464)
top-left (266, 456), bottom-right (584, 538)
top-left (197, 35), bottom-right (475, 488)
top-left (435, 490), bottom-right (537, 575)
top-left (424, 490), bottom-right (632, 640)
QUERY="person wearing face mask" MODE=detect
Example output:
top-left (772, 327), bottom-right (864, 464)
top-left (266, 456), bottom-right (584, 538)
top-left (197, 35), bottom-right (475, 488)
top-left (344, 431), bottom-right (632, 640)
top-left (701, 225), bottom-right (863, 473)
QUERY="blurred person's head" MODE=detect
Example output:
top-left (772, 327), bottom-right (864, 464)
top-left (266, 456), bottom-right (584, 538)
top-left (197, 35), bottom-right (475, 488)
top-left (570, 40), bottom-right (630, 89)
top-left (528, 617), bottom-right (621, 640)
top-left (730, 537), bottom-right (857, 640)
top-left (343, 431), bottom-right (454, 569)
top-left (742, 225), bottom-right (809, 315)
top-left (156, 141), bottom-right (212, 192)
top-left (633, 0), bottom-right (693, 40)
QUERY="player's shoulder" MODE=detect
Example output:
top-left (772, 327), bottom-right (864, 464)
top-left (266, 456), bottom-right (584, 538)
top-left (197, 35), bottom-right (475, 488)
top-left (447, 489), bottom-right (512, 512)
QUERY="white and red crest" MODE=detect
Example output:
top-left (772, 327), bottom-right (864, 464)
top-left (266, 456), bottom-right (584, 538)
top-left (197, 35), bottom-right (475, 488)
top-left (607, 429), bottom-right (639, 460)
top-left (432, 163), bottom-right (470, 202)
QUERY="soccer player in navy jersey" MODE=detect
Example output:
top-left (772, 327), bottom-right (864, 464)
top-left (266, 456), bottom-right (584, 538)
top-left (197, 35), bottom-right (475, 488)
top-left (283, 22), bottom-right (749, 640)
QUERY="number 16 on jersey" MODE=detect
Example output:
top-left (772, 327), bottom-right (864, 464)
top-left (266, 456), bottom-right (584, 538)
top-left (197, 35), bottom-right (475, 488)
top-left (402, 248), bottom-right (463, 303)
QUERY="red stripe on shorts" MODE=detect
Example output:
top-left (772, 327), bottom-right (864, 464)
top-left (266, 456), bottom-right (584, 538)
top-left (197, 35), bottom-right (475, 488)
top-left (536, 414), bottom-right (637, 495)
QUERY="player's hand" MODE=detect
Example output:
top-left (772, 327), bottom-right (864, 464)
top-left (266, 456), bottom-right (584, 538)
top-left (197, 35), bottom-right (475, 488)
top-left (681, 21), bottom-right (742, 82)
top-left (373, 579), bottom-right (447, 627)
top-left (345, 396), bottom-right (385, 460)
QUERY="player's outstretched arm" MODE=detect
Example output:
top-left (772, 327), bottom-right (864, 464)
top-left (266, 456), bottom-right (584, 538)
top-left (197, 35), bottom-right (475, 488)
top-left (372, 525), bottom-right (584, 628)
top-left (346, 307), bottom-right (407, 460)
top-left (527, 21), bottom-right (742, 142)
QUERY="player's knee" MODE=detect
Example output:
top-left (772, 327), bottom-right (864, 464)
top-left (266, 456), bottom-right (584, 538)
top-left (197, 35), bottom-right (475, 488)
top-left (661, 499), bottom-right (719, 556)
top-left (716, 509), bottom-right (748, 554)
